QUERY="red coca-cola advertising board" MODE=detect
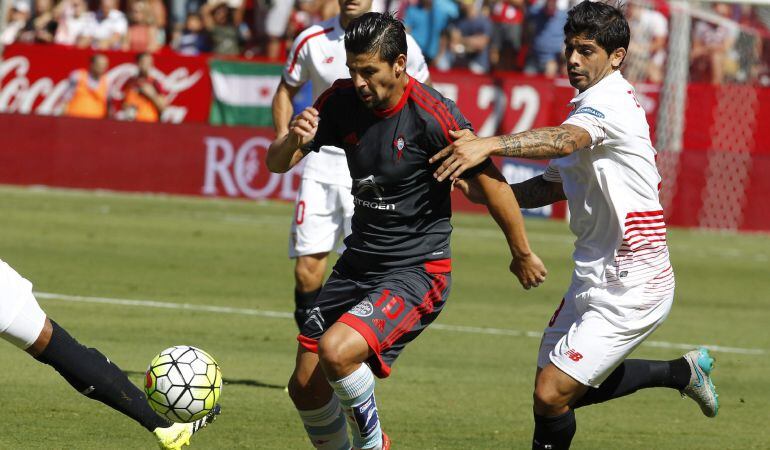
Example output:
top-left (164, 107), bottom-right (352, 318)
top-left (1, 44), bottom-right (212, 123)
top-left (0, 113), bottom-right (564, 218)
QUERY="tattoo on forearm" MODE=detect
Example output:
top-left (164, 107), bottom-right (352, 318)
top-left (510, 176), bottom-right (566, 208)
top-left (498, 127), bottom-right (581, 159)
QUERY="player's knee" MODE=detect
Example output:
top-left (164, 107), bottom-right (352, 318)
top-left (317, 333), bottom-right (355, 379)
top-left (294, 262), bottom-right (323, 291)
top-left (533, 384), bottom-right (569, 414)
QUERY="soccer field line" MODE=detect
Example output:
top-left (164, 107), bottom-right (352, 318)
top-left (35, 291), bottom-right (766, 356)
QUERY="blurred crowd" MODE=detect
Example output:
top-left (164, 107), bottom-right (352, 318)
top-left (2, 0), bottom-right (769, 84)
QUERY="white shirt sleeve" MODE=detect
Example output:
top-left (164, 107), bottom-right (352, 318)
top-left (405, 33), bottom-right (430, 83)
top-left (562, 104), bottom-right (608, 146)
top-left (282, 31), bottom-right (311, 87)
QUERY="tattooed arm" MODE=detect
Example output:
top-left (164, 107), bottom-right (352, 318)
top-left (496, 125), bottom-right (590, 159)
top-left (430, 125), bottom-right (592, 181)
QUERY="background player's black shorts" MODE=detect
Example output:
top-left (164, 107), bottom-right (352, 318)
top-left (298, 259), bottom-right (452, 378)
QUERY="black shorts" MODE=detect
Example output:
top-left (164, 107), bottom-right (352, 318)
top-left (298, 259), bottom-right (452, 378)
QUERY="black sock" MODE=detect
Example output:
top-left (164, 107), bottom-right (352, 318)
top-left (294, 288), bottom-right (320, 330)
top-left (533, 409), bottom-right (576, 450)
top-left (35, 320), bottom-right (171, 432)
top-left (574, 358), bottom-right (691, 408)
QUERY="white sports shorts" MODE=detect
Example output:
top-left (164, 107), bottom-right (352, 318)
top-left (0, 260), bottom-right (46, 349)
top-left (537, 277), bottom-right (675, 388)
top-left (288, 178), bottom-right (353, 258)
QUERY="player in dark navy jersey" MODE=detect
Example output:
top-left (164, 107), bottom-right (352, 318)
top-left (267, 12), bottom-right (547, 450)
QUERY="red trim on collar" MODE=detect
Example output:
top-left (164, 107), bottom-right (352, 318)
top-left (373, 76), bottom-right (414, 118)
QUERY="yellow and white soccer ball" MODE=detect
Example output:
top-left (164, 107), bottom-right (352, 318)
top-left (144, 345), bottom-right (222, 423)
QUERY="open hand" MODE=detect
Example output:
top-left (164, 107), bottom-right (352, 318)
top-left (429, 129), bottom-right (492, 182)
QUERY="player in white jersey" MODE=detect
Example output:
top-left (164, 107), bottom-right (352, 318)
top-left (430, 2), bottom-right (718, 448)
top-left (0, 259), bottom-right (218, 449)
top-left (270, 0), bottom-right (430, 330)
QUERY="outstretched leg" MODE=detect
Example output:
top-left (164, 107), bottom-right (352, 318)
top-left (29, 318), bottom-right (173, 432)
top-left (574, 349), bottom-right (718, 417)
top-left (573, 358), bottom-right (690, 407)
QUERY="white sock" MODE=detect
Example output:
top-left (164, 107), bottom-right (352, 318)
top-left (297, 395), bottom-right (351, 450)
top-left (329, 364), bottom-right (382, 450)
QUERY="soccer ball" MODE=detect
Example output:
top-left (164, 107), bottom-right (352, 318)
top-left (144, 345), bottom-right (222, 423)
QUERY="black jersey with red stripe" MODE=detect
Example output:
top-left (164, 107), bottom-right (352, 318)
top-left (307, 76), bottom-right (491, 276)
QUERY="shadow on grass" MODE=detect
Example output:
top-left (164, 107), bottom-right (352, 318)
top-left (125, 370), bottom-right (286, 390)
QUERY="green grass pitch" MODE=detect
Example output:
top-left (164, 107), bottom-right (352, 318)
top-left (0, 185), bottom-right (768, 449)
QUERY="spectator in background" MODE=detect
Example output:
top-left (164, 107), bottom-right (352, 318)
top-left (172, 12), bottom-right (211, 55)
top-left (120, 52), bottom-right (167, 122)
top-left (524, 0), bottom-right (568, 77)
top-left (63, 54), bottom-right (110, 119)
top-left (89, 0), bottom-right (128, 50)
top-left (264, 0), bottom-right (293, 60)
top-left (438, 0), bottom-right (492, 74)
top-left (201, 0), bottom-right (240, 55)
top-left (691, 3), bottom-right (739, 84)
top-left (123, 0), bottom-right (160, 52)
top-left (147, 0), bottom-right (167, 44)
top-left (18, 0), bottom-right (59, 44)
top-left (54, 0), bottom-right (94, 47)
top-left (404, 0), bottom-right (459, 64)
top-left (288, 0), bottom-right (324, 35)
top-left (169, 0), bottom-right (206, 34)
top-left (624, 0), bottom-right (668, 83)
top-left (490, 0), bottom-right (525, 71)
top-left (1, 1), bottom-right (32, 45)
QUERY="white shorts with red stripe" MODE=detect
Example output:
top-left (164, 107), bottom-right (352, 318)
top-left (0, 259), bottom-right (46, 349)
top-left (537, 272), bottom-right (675, 388)
top-left (288, 177), bottom-right (354, 258)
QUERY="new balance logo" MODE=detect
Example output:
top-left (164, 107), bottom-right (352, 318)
top-left (566, 349), bottom-right (583, 362)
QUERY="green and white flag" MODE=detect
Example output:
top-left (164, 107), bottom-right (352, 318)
top-left (208, 59), bottom-right (282, 127)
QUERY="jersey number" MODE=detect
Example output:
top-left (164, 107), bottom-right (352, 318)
top-left (374, 290), bottom-right (405, 320)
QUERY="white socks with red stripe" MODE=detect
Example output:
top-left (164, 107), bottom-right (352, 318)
top-left (328, 363), bottom-right (383, 450)
top-left (297, 395), bottom-right (351, 450)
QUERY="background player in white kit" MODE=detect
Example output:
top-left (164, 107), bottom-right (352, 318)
top-left (0, 259), bottom-right (218, 449)
top-left (430, 2), bottom-right (719, 448)
top-left (270, 0), bottom-right (430, 329)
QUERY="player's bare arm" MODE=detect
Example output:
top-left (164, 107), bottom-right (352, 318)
top-left (430, 125), bottom-right (592, 181)
top-left (266, 106), bottom-right (318, 173)
top-left (510, 176), bottom-right (566, 208)
top-left (467, 164), bottom-right (547, 289)
top-left (457, 175), bottom-right (566, 209)
top-left (271, 79), bottom-right (303, 137)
